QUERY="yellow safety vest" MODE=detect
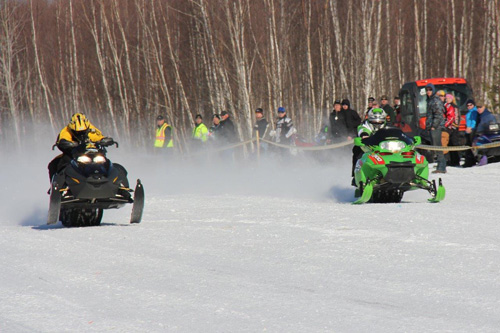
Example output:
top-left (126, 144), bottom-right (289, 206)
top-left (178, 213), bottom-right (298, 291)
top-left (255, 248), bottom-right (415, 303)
top-left (192, 123), bottom-right (209, 142)
top-left (154, 123), bottom-right (173, 148)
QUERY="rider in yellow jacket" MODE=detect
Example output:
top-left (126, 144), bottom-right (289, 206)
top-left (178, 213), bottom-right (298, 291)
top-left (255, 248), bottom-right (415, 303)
top-left (48, 113), bottom-right (107, 181)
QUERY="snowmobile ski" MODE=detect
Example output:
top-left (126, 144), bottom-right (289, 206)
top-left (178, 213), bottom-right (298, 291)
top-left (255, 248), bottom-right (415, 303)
top-left (47, 182), bottom-right (62, 225)
top-left (353, 181), bottom-right (374, 205)
top-left (428, 178), bottom-right (446, 203)
top-left (130, 179), bottom-right (144, 224)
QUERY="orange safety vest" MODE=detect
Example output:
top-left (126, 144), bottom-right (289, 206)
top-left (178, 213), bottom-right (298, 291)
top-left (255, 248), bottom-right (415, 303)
top-left (154, 123), bottom-right (173, 148)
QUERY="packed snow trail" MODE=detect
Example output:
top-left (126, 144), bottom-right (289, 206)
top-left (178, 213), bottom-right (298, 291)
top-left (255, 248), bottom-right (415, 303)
top-left (1, 146), bottom-right (500, 332)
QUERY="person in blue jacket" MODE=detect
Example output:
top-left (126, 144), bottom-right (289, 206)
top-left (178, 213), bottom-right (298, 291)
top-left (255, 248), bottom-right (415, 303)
top-left (476, 100), bottom-right (497, 133)
top-left (463, 99), bottom-right (479, 167)
top-left (475, 100), bottom-right (498, 165)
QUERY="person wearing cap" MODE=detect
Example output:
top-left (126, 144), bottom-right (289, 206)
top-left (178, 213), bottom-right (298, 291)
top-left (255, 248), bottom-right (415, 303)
top-left (475, 99), bottom-right (497, 165)
top-left (218, 110), bottom-right (237, 143)
top-left (253, 108), bottom-right (269, 140)
top-left (326, 100), bottom-right (351, 143)
top-left (364, 98), bottom-right (379, 120)
top-left (154, 115), bottom-right (173, 153)
top-left (463, 99), bottom-right (479, 167)
top-left (366, 97), bottom-right (375, 116)
top-left (475, 99), bottom-right (496, 133)
top-left (443, 93), bottom-right (460, 166)
top-left (253, 108), bottom-right (270, 154)
top-left (192, 114), bottom-right (209, 144)
top-left (380, 95), bottom-right (396, 125)
top-left (425, 83), bottom-right (446, 173)
top-left (209, 114), bottom-right (221, 137)
top-left (341, 99), bottom-right (362, 137)
top-left (269, 106), bottom-right (296, 144)
top-left (207, 114), bottom-right (221, 144)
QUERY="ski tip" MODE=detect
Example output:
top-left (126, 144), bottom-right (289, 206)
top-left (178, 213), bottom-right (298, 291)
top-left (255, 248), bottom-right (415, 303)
top-left (428, 187), bottom-right (446, 203)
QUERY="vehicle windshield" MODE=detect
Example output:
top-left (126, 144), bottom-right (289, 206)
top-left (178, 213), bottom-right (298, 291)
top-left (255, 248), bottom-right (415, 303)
top-left (417, 84), bottom-right (470, 116)
top-left (362, 128), bottom-right (415, 146)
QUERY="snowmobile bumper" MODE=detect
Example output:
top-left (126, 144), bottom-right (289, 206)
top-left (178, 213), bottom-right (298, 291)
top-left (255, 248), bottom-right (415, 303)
top-left (384, 162), bottom-right (416, 184)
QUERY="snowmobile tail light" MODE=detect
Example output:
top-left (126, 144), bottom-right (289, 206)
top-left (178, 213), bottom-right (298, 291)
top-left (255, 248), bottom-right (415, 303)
top-left (93, 155), bottom-right (106, 163)
top-left (380, 141), bottom-right (405, 153)
top-left (77, 155), bottom-right (92, 164)
top-left (402, 151), bottom-right (414, 158)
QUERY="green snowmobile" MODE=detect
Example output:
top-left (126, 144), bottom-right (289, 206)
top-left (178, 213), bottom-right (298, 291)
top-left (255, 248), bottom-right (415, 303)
top-left (353, 127), bottom-right (445, 204)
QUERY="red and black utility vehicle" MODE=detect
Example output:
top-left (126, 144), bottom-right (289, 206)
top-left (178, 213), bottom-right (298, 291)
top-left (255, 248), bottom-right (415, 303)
top-left (398, 77), bottom-right (473, 142)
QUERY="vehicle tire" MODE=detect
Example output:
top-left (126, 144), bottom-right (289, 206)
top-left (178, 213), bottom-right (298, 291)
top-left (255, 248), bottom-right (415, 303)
top-left (389, 190), bottom-right (403, 203)
top-left (61, 208), bottom-right (102, 227)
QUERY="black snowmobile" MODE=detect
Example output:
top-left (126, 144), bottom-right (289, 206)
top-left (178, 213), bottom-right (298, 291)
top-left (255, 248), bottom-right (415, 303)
top-left (47, 138), bottom-right (144, 227)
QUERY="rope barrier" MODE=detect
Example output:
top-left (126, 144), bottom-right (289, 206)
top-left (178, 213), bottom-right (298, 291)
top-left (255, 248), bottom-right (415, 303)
top-left (416, 145), bottom-right (472, 152)
top-left (183, 135), bottom-right (500, 158)
top-left (260, 138), bottom-right (354, 150)
top-left (417, 141), bottom-right (500, 151)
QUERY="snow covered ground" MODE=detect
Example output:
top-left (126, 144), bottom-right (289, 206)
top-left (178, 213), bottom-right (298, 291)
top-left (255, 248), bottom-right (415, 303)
top-left (1, 142), bottom-right (500, 332)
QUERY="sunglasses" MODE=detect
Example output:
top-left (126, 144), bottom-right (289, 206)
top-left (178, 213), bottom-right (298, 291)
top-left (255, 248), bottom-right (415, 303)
top-left (426, 88), bottom-right (433, 91)
top-left (467, 104), bottom-right (474, 107)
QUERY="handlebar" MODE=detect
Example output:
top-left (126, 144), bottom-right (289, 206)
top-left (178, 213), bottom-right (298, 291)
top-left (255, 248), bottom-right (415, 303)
top-left (53, 137), bottom-right (118, 152)
top-left (98, 137), bottom-right (118, 148)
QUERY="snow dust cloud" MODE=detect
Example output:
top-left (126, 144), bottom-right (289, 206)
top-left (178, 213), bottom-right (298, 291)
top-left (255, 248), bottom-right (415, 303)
top-left (0, 130), bottom-right (55, 226)
top-left (0, 128), bottom-right (355, 226)
top-left (115, 145), bottom-right (355, 201)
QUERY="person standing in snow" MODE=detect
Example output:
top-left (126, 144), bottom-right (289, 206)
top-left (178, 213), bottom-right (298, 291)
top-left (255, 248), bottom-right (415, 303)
top-left (380, 95), bottom-right (396, 126)
top-left (270, 107), bottom-right (296, 144)
top-left (442, 94), bottom-right (461, 167)
top-left (326, 100), bottom-right (351, 143)
top-left (341, 99), bottom-right (362, 138)
top-left (192, 114), bottom-right (209, 145)
top-left (365, 96), bottom-right (375, 118)
top-left (475, 99), bottom-right (497, 166)
top-left (253, 107), bottom-right (270, 154)
top-left (154, 115), bottom-right (174, 155)
top-left (463, 99), bottom-right (479, 167)
top-left (425, 83), bottom-right (447, 174)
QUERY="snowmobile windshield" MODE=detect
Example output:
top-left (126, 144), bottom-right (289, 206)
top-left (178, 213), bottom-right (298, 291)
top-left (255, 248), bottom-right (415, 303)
top-left (362, 128), bottom-right (414, 146)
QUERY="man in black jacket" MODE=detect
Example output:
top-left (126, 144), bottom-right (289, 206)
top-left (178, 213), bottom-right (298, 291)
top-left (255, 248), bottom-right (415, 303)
top-left (425, 83), bottom-right (447, 173)
top-left (327, 100), bottom-right (351, 143)
top-left (254, 107), bottom-right (269, 154)
top-left (341, 99), bottom-right (361, 138)
top-left (253, 108), bottom-right (269, 140)
top-left (380, 95), bottom-right (396, 125)
top-left (218, 110), bottom-right (237, 143)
